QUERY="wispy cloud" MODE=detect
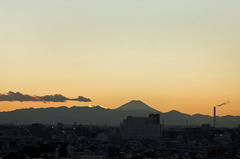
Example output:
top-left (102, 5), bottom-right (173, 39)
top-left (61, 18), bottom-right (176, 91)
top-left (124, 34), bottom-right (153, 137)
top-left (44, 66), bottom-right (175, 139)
top-left (0, 91), bottom-right (91, 103)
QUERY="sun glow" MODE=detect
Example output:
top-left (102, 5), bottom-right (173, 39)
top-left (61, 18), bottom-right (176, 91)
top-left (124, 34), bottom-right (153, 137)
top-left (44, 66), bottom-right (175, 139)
top-left (88, 105), bottom-right (107, 109)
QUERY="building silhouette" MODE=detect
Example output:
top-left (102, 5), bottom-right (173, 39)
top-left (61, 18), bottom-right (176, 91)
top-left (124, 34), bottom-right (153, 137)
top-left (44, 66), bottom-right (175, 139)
top-left (120, 114), bottom-right (161, 139)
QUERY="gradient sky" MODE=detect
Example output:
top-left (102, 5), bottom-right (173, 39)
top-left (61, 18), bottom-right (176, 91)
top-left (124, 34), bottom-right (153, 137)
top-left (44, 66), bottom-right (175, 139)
top-left (0, 0), bottom-right (240, 116)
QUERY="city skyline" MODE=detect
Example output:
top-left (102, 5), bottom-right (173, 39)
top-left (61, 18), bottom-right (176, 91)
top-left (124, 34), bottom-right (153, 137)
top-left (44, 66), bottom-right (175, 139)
top-left (1, 0), bottom-right (240, 116)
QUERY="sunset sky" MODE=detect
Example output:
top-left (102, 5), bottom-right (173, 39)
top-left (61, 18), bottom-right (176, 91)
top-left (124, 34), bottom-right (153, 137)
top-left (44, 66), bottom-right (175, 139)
top-left (0, 0), bottom-right (240, 116)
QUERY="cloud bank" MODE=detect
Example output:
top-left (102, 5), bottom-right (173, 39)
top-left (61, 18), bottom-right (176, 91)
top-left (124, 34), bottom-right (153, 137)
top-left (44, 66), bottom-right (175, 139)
top-left (0, 91), bottom-right (91, 103)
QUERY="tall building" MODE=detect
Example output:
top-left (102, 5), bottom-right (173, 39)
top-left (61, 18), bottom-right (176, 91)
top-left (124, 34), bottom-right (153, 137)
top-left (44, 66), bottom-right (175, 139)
top-left (120, 114), bottom-right (161, 139)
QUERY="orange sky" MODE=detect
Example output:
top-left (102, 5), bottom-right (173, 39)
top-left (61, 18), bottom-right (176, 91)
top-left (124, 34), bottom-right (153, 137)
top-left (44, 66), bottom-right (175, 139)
top-left (0, 0), bottom-right (240, 116)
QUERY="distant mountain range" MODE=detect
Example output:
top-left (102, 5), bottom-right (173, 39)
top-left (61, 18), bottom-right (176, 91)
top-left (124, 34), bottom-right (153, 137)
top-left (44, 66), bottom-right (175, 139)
top-left (0, 100), bottom-right (239, 128)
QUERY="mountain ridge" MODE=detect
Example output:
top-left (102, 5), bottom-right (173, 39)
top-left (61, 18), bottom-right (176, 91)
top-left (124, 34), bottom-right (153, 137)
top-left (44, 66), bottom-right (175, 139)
top-left (0, 100), bottom-right (239, 128)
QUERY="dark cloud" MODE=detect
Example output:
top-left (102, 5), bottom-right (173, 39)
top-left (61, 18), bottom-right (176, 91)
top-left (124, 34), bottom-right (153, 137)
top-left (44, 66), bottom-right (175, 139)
top-left (0, 91), bottom-right (37, 102)
top-left (0, 91), bottom-right (92, 103)
top-left (38, 94), bottom-right (69, 103)
top-left (71, 96), bottom-right (92, 102)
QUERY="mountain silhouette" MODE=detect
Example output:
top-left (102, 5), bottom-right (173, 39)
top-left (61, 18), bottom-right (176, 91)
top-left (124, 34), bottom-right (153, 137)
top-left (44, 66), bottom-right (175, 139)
top-left (0, 100), bottom-right (239, 128)
top-left (116, 100), bottom-right (159, 113)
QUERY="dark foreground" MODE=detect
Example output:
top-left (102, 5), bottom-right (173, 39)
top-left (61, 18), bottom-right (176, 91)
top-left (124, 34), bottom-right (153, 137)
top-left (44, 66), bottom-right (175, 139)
top-left (0, 123), bottom-right (240, 159)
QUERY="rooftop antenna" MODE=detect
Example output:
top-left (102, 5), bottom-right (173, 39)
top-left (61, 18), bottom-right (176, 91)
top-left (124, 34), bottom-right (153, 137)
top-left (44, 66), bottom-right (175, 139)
top-left (213, 101), bottom-right (230, 128)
